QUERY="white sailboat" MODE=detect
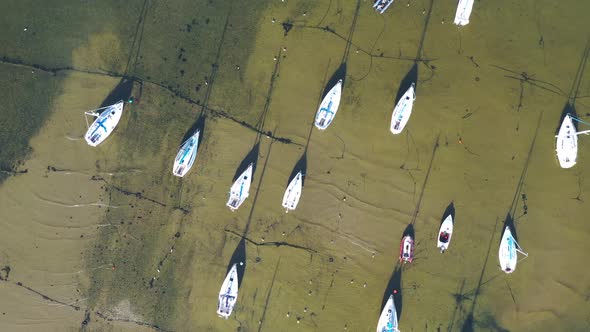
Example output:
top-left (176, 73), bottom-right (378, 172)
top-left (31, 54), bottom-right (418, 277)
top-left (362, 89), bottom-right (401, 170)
top-left (217, 263), bottom-right (239, 319)
top-left (437, 215), bottom-right (453, 253)
top-left (226, 163), bottom-right (253, 211)
top-left (172, 130), bottom-right (200, 177)
top-left (282, 171), bottom-right (303, 212)
top-left (454, 0), bottom-right (474, 26)
top-left (498, 226), bottom-right (528, 274)
top-left (314, 79), bottom-right (343, 130)
top-left (376, 294), bottom-right (400, 332)
top-left (84, 101), bottom-right (125, 147)
top-left (373, 0), bottom-right (394, 14)
top-left (390, 83), bottom-right (416, 135)
top-left (556, 114), bottom-right (579, 168)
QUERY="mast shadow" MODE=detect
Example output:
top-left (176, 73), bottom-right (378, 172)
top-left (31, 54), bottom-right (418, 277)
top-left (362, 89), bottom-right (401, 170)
top-left (179, 112), bottom-right (206, 148)
top-left (394, 63), bottom-right (418, 106)
top-left (380, 264), bottom-right (403, 321)
top-left (226, 238), bottom-right (247, 287)
top-left (321, 63), bottom-right (347, 100)
top-left (232, 142), bottom-right (259, 182)
top-left (287, 152), bottom-right (307, 187)
top-left (99, 78), bottom-right (134, 108)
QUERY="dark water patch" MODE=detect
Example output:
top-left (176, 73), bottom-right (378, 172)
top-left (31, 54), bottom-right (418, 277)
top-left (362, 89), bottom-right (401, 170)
top-left (83, 2), bottom-right (279, 329)
top-left (0, 65), bottom-right (62, 184)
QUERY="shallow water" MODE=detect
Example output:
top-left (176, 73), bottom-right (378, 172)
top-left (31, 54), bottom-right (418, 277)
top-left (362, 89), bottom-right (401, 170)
top-left (1, 0), bottom-right (590, 331)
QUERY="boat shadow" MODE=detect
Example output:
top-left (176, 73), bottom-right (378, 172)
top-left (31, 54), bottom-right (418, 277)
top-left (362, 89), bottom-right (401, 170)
top-left (179, 113), bottom-right (206, 150)
top-left (402, 223), bottom-right (415, 239)
top-left (232, 142), bottom-right (259, 183)
top-left (501, 213), bottom-right (518, 244)
top-left (440, 201), bottom-right (455, 227)
top-left (555, 102), bottom-right (578, 135)
top-left (321, 63), bottom-right (347, 100)
top-left (394, 62), bottom-right (418, 106)
top-left (226, 238), bottom-right (247, 288)
top-left (380, 264), bottom-right (403, 322)
top-left (99, 78), bottom-right (134, 108)
top-left (286, 151), bottom-right (307, 188)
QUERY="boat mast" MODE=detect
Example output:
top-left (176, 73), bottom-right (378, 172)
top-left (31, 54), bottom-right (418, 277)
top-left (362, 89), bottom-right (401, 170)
top-left (83, 104), bottom-right (113, 128)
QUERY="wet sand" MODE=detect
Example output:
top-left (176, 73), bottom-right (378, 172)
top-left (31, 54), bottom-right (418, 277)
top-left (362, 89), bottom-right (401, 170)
top-left (2, 0), bottom-right (590, 331)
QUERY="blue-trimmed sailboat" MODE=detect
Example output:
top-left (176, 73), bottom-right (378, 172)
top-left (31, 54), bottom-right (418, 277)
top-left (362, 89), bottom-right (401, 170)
top-left (499, 226), bottom-right (528, 274)
top-left (376, 294), bottom-right (400, 332)
top-left (217, 263), bottom-right (239, 319)
top-left (226, 163), bottom-right (253, 211)
top-left (172, 129), bottom-right (200, 177)
top-left (84, 101), bottom-right (124, 147)
top-left (315, 79), bottom-right (343, 130)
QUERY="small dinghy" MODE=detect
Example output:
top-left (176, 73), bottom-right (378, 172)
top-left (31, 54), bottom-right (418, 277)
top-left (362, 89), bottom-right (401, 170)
top-left (498, 226), bottom-right (528, 274)
top-left (373, 0), bottom-right (394, 14)
top-left (217, 263), bottom-right (239, 319)
top-left (84, 101), bottom-right (125, 147)
top-left (315, 79), bottom-right (343, 130)
top-left (390, 83), bottom-right (416, 135)
top-left (282, 171), bottom-right (303, 212)
top-left (454, 0), bottom-right (474, 26)
top-left (226, 163), bottom-right (253, 211)
top-left (399, 235), bottom-right (414, 263)
top-left (172, 130), bottom-right (200, 177)
top-left (437, 215), bottom-right (453, 253)
top-left (376, 294), bottom-right (400, 332)
top-left (556, 114), bottom-right (578, 168)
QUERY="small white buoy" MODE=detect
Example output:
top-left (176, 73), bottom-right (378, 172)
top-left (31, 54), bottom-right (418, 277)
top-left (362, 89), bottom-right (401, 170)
top-left (240, 261), bottom-right (244, 266)
top-left (23, 27), bottom-right (28, 32)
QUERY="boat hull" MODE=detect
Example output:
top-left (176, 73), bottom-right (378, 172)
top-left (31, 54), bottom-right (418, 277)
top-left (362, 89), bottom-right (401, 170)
top-left (373, 0), bottom-right (394, 14)
top-left (437, 215), bottom-right (453, 253)
top-left (499, 226), bottom-right (517, 273)
top-left (84, 101), bottom-right (124, 147)
top-left (390, 84), bottom-right (415, 135)
top-left (226, 164), bottom-right (253, 211)
top-left (376, 294), bottom-right (399, 332)
top-left (314, 79), bottom-right (343, 130)
top-left (454, 0), bottom-right (474, 26)
top-left (172, 130), bottom-right (200, 177)
top-left (399, 235), bottom-right (414, 263)
top-left (282, 171), bottom-right (303, 211)
top-left (217, 264), bottom-right (239, 319)
top-left (556, 114), bottom-right (577, 168)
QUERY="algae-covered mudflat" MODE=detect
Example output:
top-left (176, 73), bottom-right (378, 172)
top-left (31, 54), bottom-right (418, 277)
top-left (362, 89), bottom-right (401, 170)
top-left (1, 1), bottom-right (590, 331)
